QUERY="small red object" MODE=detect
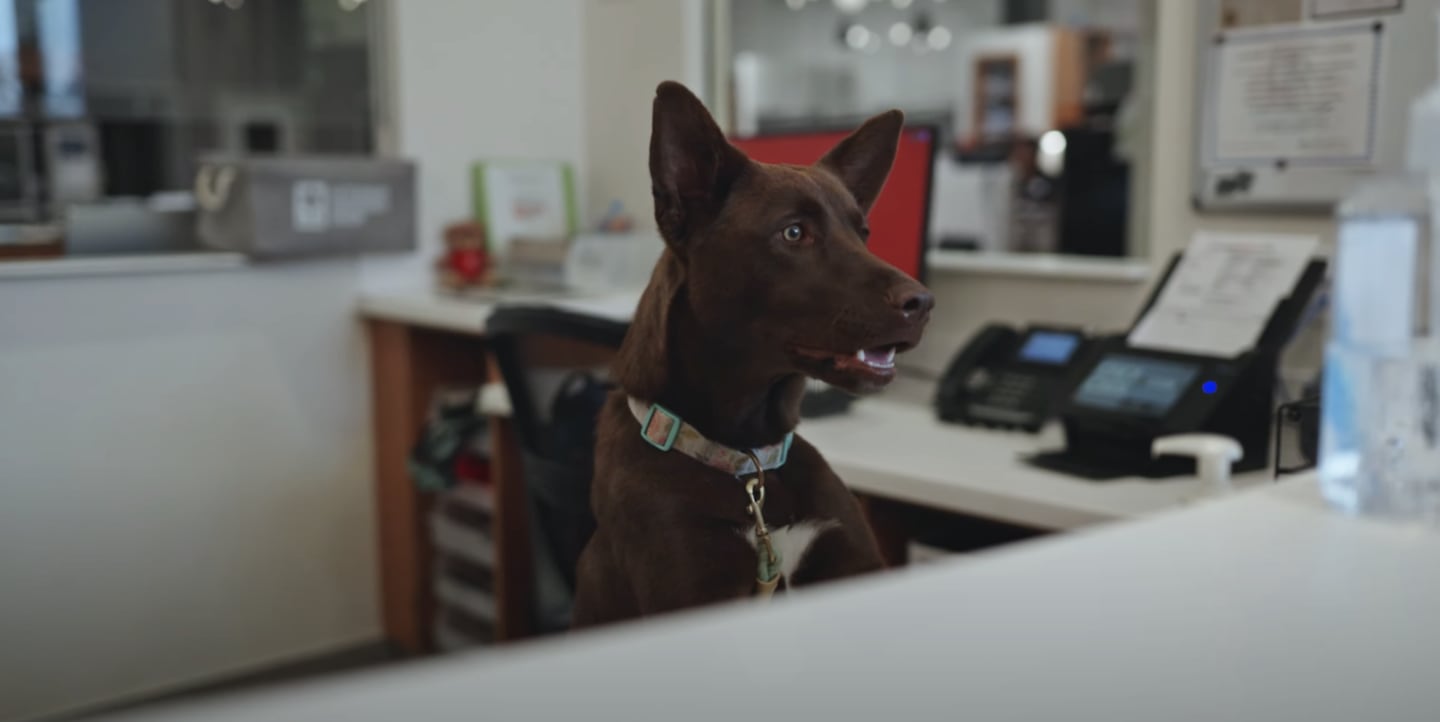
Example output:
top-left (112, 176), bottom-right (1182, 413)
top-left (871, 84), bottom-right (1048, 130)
top-left (447, 247), bottom-right (487, 281)
top-left (438, 221), bottom-right (491, 289)
top-left (453, 454), bottom-right (490, 486)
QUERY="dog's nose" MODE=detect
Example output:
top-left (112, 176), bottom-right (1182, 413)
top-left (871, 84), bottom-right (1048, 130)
top-left (891, 284), bottom-right (934, 321)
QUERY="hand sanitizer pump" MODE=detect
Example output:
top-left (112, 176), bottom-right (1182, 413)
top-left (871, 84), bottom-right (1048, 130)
top-left (1154, 434), bottom-right (1243, 494)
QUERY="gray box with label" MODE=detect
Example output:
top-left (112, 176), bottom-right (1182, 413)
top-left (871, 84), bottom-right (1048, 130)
top-left (196, 156), bottom-right (416, 258)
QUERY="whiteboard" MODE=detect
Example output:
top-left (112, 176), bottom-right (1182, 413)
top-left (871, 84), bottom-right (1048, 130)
top-left (1192, 0), bottom-right (1437, 213)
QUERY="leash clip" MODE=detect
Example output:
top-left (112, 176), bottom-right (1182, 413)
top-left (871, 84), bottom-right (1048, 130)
top-left (744, 454), bottom-right (778, 570)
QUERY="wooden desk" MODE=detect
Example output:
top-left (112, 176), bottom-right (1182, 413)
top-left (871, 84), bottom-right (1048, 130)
top-left (364, 302), bottom-right (508, 653)
top-left (361, 290), bottom-right (638, 653)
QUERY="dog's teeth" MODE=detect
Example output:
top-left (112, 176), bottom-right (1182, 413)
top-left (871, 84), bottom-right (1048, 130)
top-left (856, 348), bottom-right (896, 370)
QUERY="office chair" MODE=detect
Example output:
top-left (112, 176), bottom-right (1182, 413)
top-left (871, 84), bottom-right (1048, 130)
top-left (484, 306), bottom-right (628, 632)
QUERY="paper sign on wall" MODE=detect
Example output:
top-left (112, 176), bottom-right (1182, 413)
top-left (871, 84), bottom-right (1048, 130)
top-left (1207, 22), bottom-right (1382, 166)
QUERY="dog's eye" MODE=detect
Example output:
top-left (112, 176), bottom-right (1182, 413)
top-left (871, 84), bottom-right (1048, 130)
top-left (781, 224), bottom-right (805, 243)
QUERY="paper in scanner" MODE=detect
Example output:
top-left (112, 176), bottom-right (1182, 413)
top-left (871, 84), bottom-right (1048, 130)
top-left (1128, 232), bottom-right (1318, 358)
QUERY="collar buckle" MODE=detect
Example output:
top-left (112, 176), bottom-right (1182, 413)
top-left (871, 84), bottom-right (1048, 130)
top-left (640, 403), bottom-right (683, 451)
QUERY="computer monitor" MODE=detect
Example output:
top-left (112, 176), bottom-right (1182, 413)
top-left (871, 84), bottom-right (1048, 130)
top-left (730, 126), bottom-right (936, 281)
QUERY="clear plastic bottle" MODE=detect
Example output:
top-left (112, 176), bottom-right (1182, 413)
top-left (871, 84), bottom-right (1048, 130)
top-left (1320, 13), bottom-right (1440, 521)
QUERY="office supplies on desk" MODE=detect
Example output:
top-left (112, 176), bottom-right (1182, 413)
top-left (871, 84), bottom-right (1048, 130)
top-left (1152, 433), bottom-right (1242, 493)
top-left (1029, 235), bottom-right (1327, 479)
top-left (436, 221), bottom-right (492, 290)
top-left (195, 156), bottom-right (417, 258)
top-left (935, 324), bottom-right (1096, 432)
top-left (563, 231), bottom-right (663, 293)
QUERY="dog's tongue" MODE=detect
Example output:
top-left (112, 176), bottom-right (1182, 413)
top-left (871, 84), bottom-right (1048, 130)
top-left (856, 346), bottom-right (896, 370)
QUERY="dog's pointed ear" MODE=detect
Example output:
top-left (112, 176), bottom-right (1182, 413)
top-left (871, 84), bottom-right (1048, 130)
top-left (816, 109), bottom-right (904, 212)
top-left (650, 81), bottom-right (748, 246)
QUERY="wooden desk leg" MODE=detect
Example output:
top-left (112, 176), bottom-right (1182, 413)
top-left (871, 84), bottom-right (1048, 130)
top-left (489, 416), bottom-right (534, 641)
top-left (857, 494), bottom-right (910, 568)
top-left (368, 321), bottom-right (434, 654)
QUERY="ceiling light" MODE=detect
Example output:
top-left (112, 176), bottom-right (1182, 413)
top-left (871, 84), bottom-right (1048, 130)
top-left (844, 24), bottom-right (872, 50)
top-left (786, 0), bottom-right (807, 9)
top-left (892, 0), bottom-right (913, 7)
top-left (1038, 129), bottom-right (1067, 176)
top-left (1040, 129), bottom-right (1067, 157)
top-left (927, 25), bottom-right (952, 50)
top-left (833, 0), bottom-right (868, 14)
top-left (888, 22), bottom-right (913, 46)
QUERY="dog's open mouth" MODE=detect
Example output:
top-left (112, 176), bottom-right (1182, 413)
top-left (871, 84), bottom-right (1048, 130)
top-left (789, 341), bottom-right (915, 392)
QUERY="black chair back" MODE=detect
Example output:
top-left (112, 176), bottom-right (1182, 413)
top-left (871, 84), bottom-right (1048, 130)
top-left (485, 306), bottom-right (627, 631)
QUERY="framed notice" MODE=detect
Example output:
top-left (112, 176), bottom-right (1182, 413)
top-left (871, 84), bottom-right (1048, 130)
top-left (471, 160), bottom-right (578, 259)
top-left (1205, 22), bottom-right (1381, 167)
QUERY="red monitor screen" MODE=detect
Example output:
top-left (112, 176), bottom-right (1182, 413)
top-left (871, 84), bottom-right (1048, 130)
top-left (730, 127), bottom-right (934, 281)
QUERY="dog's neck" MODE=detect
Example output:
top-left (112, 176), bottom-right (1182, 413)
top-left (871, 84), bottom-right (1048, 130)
top-left (650, 306), bottom-right (807, 451)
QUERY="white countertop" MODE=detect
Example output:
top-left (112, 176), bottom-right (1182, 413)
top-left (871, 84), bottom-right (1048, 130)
top-left (108, 477), bottom-right (1440, 722)
top-left (800, 400), bottom-right (1256, 530)
top-left (359, 287), bottom-right (642, 335)
top-left (927, 249), bottom-right (1154, 283)
top-left (0, 251), bottom-right (247, 280)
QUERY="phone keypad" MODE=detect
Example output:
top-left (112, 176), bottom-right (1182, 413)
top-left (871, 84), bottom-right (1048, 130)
top-left (986, 372), bottom-right (1038, 408)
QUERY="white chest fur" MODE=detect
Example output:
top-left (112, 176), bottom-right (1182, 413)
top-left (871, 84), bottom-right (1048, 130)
top-left (740, 519), bottom-right (839, 582)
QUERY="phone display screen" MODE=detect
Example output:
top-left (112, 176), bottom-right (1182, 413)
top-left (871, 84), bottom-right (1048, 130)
top-left (1017, 331), bottom-right (1081, 365)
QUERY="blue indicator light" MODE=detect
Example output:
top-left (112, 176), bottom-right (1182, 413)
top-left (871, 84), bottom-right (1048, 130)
top-left (1202, 380), bottom-right (1218, 395)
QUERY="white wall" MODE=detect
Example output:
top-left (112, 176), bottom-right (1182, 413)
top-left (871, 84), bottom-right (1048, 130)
top-left (0, 262), bottom-right (378, 721)
top-left (1144, 0), bottom-right (1332, 252)
top-left (0, 2), bottom-right (590, 720)
top-left (581, 0), bottom-right (706, 228)
top-left (364, 0), bottom-right (586, 290)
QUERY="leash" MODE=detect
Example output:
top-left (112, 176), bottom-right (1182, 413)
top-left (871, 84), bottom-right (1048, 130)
top-left (629, 397), bottom-right (788, 600)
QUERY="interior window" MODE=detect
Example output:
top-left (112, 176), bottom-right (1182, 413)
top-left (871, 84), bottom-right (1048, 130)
top-left (722, 0), bottom-right (1148, 261)
top-left (0, 0), bottom-right (379, 262)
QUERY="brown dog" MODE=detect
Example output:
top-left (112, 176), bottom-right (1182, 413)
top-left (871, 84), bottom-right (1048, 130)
top-left (571, 82), bottom-right (932, 627)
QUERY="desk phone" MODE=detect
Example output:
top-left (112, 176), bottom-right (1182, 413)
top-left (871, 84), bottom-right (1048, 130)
top-left (935, 324), bottom-right (1095, 432)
